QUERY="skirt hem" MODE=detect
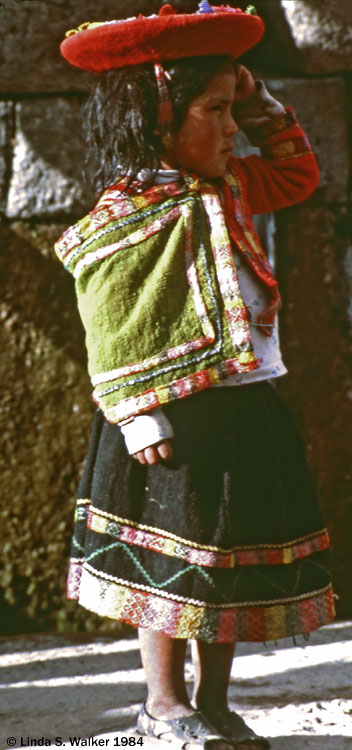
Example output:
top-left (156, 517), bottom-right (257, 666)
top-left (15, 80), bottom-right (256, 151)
top-left (67, 560), bottom-right (335, 643)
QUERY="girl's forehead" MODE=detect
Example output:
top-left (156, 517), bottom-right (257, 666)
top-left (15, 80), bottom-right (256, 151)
top-left (198, 68), bottom-right (237, 100)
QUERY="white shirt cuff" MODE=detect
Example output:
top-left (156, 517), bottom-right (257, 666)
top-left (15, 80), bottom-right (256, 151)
top-left (120, 408), bottom-right (174, 454)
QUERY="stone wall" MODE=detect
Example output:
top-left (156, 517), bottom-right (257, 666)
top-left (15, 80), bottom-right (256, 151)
top-left (0, 0), bottom-right (351, 634)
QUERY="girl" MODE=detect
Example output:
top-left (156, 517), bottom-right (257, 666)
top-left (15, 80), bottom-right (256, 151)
top-left (56, 4), bottom-right (335, 749)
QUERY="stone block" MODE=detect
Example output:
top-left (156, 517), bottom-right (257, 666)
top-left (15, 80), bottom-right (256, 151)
top-left (248, 0), bottom-right (352, 75)
top-left (0, 0), bottom-right (195, 93)
top-left (280, 0), bottom-right (352, 74)
top-left (266, 77), bottom-right (349, 203)
top-left (6, 97), bottom-right (88, 219)
top-left (251, 0), bottom-right (352, 75)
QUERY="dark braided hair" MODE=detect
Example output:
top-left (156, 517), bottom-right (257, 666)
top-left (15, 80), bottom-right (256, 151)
top-left (83, 54), bottom-right (235, 199)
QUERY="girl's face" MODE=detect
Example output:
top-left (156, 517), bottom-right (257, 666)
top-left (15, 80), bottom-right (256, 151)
top-left (166, 67), bottom-right (238, 178)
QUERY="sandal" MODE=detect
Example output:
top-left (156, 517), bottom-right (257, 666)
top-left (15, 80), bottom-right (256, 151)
top-left (200, 709), bottom-right (270, 749)
top-left (136, 703), bottom-right (233, 748)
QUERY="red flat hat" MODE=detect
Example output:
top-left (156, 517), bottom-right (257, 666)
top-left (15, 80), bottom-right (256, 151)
top-left (60, 3), bottom-right (265, 74)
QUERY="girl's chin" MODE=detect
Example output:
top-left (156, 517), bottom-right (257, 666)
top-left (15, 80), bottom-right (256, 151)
top-left (160, 158), bottom-right (229, 179)
top-left (200, 166), bottom-right (229, 179)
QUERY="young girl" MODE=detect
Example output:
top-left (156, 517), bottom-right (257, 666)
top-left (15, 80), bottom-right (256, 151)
top-left (56, 4), bottom-right (335, 748)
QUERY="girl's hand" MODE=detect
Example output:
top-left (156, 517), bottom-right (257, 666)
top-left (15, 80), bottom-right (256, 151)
top-left (234, 64), bottom-right (256, 102)
top-left (132, 439), bottom-right (173, 465)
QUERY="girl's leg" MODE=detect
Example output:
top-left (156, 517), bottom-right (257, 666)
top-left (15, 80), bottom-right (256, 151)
top-left (192, 640), bottom-right (270, 748)
top-left (138, 627), bottom-right (194, 719)
top-left (191, 640), bottom-right (236, 718)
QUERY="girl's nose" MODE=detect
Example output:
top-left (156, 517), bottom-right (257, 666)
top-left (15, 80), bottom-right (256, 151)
top-left (224, 113), bottom-right (238, 136)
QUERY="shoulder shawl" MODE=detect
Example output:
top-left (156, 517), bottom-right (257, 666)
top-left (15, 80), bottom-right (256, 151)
top-left (55, 109), bottom-right (318, 423)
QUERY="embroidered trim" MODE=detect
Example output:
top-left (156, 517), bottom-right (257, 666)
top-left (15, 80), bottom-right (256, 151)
top-left (76, 500), bottom-right (330, 569)
top-left (200, 189), bottom-right (253, 350)
top-left (91, 198), bottom-right (222, 391)
top-left (86, 188), bottom-right (257, 407)
top-left (57, 184), bottom-right (259, 423)
top-left (72, 204), bottom-right (183, 279)
top-left (67, 562), bottom-right (335, 642)
top-left (95, 357), bottom-right (257, 422)
top-left (69, 559), bottom-right (332, 609)
top-left (263, 135), bottom-right (313, 162)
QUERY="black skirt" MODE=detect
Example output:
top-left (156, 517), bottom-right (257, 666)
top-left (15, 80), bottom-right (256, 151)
top-left (67, 381), bottom-right (335, 642)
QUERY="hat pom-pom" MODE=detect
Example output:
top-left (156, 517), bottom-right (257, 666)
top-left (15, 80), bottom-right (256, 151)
top-left (159, 4), bottom-right (177, 15)
top-left (197, 1), bottom-right (213, 12)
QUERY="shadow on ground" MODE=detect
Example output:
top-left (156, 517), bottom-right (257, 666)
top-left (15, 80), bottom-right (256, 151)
top-left (0, 622), bottom-right (351, 749)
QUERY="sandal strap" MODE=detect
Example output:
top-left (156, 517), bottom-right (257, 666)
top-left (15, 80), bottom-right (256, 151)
top-left (137, 703), bottom-right (231, 747)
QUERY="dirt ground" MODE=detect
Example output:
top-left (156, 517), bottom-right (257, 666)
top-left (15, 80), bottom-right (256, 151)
top-left (0, 620), bottom-right (351, 750)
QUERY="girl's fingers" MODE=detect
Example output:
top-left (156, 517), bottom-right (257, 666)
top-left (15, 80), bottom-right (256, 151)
top-left (234, 64), bottom-right (256, 101)
top-left (132, 440), bottom-right (173, 465)
top-left (132, 446), bottom-right (158, 464)
top-left (144, 445), bottom-right (160, 464)
top-left (157, 440), bottom-right (173, 460)
top-left (133, 450), bottom-right (147, 464)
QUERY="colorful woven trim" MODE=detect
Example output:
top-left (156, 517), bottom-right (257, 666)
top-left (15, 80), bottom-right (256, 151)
top-left (67, 560), bottom-right (335, 642)
top-left (262, 135), bottom-right (313, 162)
top-left (77, 500), bottom-right (331, 570)
top-left (95, 358), bottom-right (256, 423)
top-left (223, 163), bottom-right (281, 335)
top-left (56, 177), bottom-right (261, 423)
top-left (245, 108), bottom-right (315, 163)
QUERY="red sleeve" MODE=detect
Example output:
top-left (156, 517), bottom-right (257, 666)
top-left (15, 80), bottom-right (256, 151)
top-left (228, 108), bottom-right (320, 216)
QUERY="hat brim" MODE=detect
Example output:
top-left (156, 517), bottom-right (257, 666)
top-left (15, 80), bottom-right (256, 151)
top-left (60, 12), bottom-right (265, 74)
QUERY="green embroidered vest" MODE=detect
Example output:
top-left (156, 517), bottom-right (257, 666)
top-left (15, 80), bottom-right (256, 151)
top-left (55, 168), bottom-right (281, 422)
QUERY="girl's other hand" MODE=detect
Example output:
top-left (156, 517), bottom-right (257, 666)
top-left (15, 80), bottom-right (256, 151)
top-left (234, 64), bottom-right (256, 102)
top-left (133, 439), bottom-right (173, 465)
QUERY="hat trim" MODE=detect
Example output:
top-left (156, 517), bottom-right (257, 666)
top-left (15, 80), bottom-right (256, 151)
top-left (61, 11), bottom-right (265, 74)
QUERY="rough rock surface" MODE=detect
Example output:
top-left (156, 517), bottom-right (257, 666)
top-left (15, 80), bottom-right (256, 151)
top-left (6, 98), bottom-right (87, 219)
top-left (280, 0), bottom-right (352, 74)
top-left (276, 204), bottom-right (352, 617)
top-left (0, 222), bottom-right (127, 635)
